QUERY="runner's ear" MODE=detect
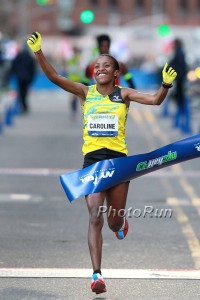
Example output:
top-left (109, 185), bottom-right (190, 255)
top-left (114, 70), bottom-right (119, 78)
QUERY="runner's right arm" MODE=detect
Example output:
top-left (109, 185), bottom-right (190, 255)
top-left (27, 32), bottom-right (87, 100)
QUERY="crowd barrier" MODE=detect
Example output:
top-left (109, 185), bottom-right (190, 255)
top-left (162, 96), bottom-right (193, 134)
top-left (0, 89), bottom-right (19, 135)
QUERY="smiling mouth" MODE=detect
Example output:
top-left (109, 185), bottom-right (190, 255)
top-left (98, 73), bottom-right (107, 77)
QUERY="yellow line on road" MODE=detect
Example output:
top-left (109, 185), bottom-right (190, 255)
top-left (167, 197), bottom-right (200, 269)
top-left (141, 107), bottom-right (200, 269)
top-left (129, 108), bottom-right (155, 149)
top-left (129, 108), bottom-right (143, 124)
top-left (178, 177), bottom-right (200, 214)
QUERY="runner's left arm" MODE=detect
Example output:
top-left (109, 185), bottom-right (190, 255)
top-left (123, 63), bottom-right (177, 105)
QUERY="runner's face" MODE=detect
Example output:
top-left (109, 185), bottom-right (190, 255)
top-left (94, 56), bottom-right (118, 85)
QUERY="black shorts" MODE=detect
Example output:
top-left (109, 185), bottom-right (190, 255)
top-left (83, 148), bottom-right (127, 168)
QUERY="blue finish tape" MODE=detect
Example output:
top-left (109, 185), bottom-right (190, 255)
top-left (60, 134), bottom-right (200, 202)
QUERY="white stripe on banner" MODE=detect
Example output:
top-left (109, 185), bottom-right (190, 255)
top-left (0, 268), bottom-right (200, 279)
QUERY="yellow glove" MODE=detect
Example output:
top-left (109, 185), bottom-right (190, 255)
top-left (162, 63), bottom-right (177, 85)
top-left (27, 32), bottom-right (42, 53)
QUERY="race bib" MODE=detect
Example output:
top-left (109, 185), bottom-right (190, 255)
top-left (87, 114), bottom-right (118, 137)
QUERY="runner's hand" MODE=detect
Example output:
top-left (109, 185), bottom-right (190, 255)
top-left (27, 32), bottom-right (42, 53)
top-left (162, 63), bottom-right (177, 85)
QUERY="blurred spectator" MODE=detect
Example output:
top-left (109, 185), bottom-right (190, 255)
top-left (0, 38), bottom-right (3, 67)
top-left (84, 34), bottom-right (136, 88)
top-left (9, 43), bottom-right (37, 113)
top-left (169, 38), bottom-right (188, 128)
top-left (65, 46), bottom-right (84, 119)
top-left (0, 35), bottom-right (10, 89)
top-left (0, 37), bottom-right (3, 88)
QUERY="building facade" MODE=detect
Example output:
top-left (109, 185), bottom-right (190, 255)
top-left (1, 0), bottom-right (200, 37)
top-left (72, 0), bottom-right (200, 27)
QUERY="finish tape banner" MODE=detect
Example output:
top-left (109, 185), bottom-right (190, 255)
top-left (60, 134), bottom-right (200, 202)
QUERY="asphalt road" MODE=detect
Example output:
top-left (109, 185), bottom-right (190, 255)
top-left (0, 89), bottom-right (200, 300)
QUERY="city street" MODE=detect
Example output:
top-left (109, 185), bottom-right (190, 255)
top-left (0, 88), bottom-right (200, 300)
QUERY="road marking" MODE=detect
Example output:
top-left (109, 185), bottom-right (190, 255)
top-left (179, 177), bottom-right (200, 216)
top-left (129, 108), bottom-right (143, 124)
top-left (147, 171), bottom-right (200, 177)
top-left (129, 108), bottom-right (155, 149)
top-left (0, 268), bottom-right (200, 279)
top-left (0, 168), bottom-right (74, 176)
top-left (166, 198), bottom-right (199, 206)
top-left (167, 199), bottom-right (200, 269)
top-left (0, 168), bottom-right (200, 177)
top-left (10, 194), bottom-right (31, 200)
top-left (0, 193), bottom-right (43, 202)
top-left (138, 108), bottom-right (200, 270)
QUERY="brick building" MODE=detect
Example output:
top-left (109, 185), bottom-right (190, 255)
top-left (72, 0), bottom-right (200, 27)
top-left (1, 0), bottom-right (200, 37)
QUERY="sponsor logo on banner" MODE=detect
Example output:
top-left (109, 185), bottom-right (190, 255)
top-left (80, 168), bottom-right (115, 186)
top-left (136, 151), bottom-right (177, 171)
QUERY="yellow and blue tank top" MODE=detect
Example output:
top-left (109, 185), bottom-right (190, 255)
top-left (82, 84), bottom-right (129, 155)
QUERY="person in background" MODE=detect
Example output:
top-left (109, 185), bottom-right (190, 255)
top-left (65, 46), bottom-right (84, 119)
top-left (27, 31), bottom-right (177, 295)
top-left (84, 34), bottom-right (136, 88)
top-left (10, 43), bottom-right (37, 113)
top-left (169, 38), bottom-right (188, 130)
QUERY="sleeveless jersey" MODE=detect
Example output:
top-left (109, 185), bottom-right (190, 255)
top-left (82, 85), bottom-right (129, 156)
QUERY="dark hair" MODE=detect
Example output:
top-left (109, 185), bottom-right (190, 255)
top-left (96, 34), bottom-right (111, 47)
top-left (174, 38), bottom-right (182, 48)
top-left (99, 54), bottom-right (120, 71)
